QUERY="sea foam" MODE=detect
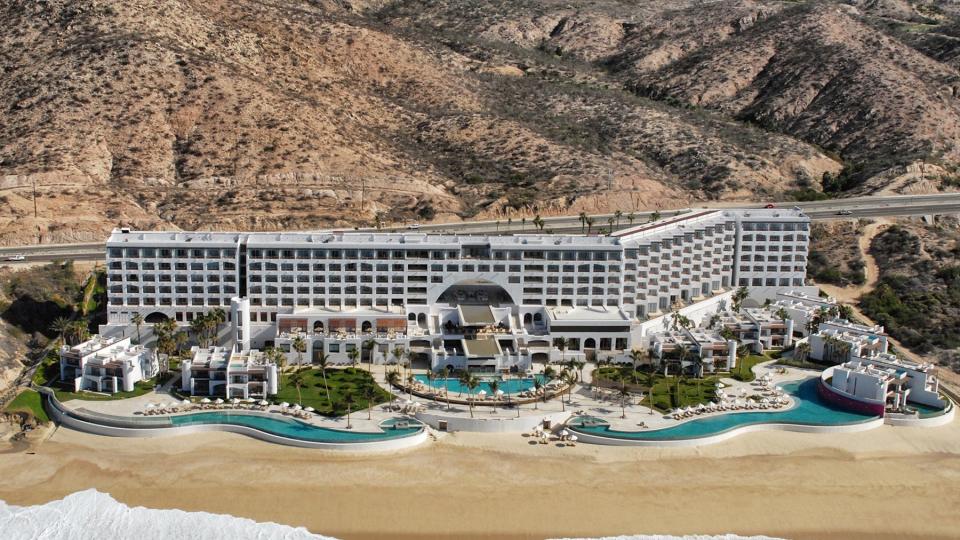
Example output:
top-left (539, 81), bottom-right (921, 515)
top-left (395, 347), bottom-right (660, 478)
top-left (0, 489), bottom-right (335, 540)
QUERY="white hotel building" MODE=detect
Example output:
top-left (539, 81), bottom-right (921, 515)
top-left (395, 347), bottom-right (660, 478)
top-left (103, 209), bottom-right (809, 372)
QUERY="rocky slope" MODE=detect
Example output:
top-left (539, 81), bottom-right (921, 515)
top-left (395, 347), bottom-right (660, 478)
top-left (1, 0), bottom-right (959, 243)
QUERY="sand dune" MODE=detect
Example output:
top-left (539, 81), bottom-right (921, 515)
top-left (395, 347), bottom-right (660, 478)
top-left (0, 419), bottom-right (958, 539)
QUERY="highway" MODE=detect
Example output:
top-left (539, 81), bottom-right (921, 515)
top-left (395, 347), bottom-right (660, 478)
top-left (1, 193), bottom-right (959, 264)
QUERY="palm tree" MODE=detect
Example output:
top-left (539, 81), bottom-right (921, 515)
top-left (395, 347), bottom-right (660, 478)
top-left (50, 316), bottom-right (70, 344)
top-left (288, 366), bottom-right (306, 406)
top-left (373, 212), bottom-right (384, 230)
top-left (521, 217), bottom-right (527, 231)
top-left (618, 380), bottom-right (631, 419)
top-left (488, 379), bottom-right (500, 413)
top-left (732, 286), bottom-right (749, 313)
top-left (131, 313), bottom-right (144, 344)
top-left (544, 365), bottom-right (556, 381)
top-left (532, 377), bottom-right (544, 409)
top-left (316, 352), bottom-right (332, 403)
top-left (676, 344), bottom-right (690, 376)
top-left (67, 320), bottom-right (89, 346)
top-left (457, 371), bottom-right (470, 397)
top-left (364, 385), bottom-right (376, 420)
top-left (362, 338), bottom-right (376, 370)
top-left (386, 370), bottom-right (401, 393)
top-left (585, 217), bottom-right (594, 235)
top-left (649, 210), bottom-right (661, 222)
top-left (614, 210), bottom-right (623, 228)
top-left (465, 375), bottom-right (480, 418)
top-left (627, 212), bottom-right (635, 226)
top-left (554, 337), bottom-right (569, 365)
top-left (405, 372), bottom-right (415, 401)
top-left (440, 366), bottom-right (452, 411)
top-left (209, 307), bottom-right (226, 345)
top-left (292, 335), bottom-right (306, 366)
top-left (629, 348), bottom-right (645, 372)
top-left (573, 360), bottom-right (585, 387)
top-left (579, 212), bottom-right (587, 233)
top-left (607, 216), bottom-right (615, 232)
top-left (190, 316), bottom-right (207, 348)
top-left (343, 390), bottom-right (355, 429)
top-left (347, 347), bottom-right (360, 370)
top-left (174, 331), bottom-right (188, 357)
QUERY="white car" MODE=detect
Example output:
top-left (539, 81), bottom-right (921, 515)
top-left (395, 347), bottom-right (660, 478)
top-left (406, 223), bottom-right (421, 230)
top-left (6, 254), bottom-right (25, 261)
top-left (837, 209), bottom-right (853, 216)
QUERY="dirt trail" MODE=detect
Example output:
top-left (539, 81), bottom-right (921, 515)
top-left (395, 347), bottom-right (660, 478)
top-left (815, 219), bottom-right (925, 365)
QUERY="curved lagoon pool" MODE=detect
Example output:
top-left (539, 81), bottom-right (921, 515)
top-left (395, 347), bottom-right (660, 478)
top-left (568, 378), bottom-right (878, 441)
top-left (169, 412), bottom-right (423, 443)
top-left (414, 374), bottom-right (548, 395)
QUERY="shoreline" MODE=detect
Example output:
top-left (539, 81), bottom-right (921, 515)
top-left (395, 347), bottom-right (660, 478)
top-left (1, 417), bottom-right (959, 539)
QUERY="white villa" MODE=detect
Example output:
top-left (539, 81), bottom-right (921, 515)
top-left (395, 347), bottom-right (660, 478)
top-left (826, 353), bottom-right (946, 415)
top-left (770, 289), bottom-right (837, 336)
top-left (809, 318), bottom-right (888, 363)
top-left (717, 307), bottom-right (794, 353)
top-left (59, 335), bottom-right (157, 393)
top-left (100, 208), bottom-right (810, 373)
top-left (180, 345), bottom-right (279, 399)
top-left (650, 328), bottom-right (738, 376)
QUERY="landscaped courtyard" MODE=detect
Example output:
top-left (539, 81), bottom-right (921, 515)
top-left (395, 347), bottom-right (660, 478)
top-left (276, 367), bottom-right (393, 417)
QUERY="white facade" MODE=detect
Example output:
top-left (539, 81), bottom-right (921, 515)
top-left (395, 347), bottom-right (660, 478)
top-left (831, 354), bottom-right (945, 411)
top-left (102, 209), bottom-right (809, 373)
top-left (810, 318), bottom-right (888, 363)
top-left (770, 289), bottom-right (837, 337)
top-left (60, 335), bottom-right (157, 393)
top-left (651, 328), bottom-right (737, 375)
top-left (717, 308), bottom-right (794, 353)
top-left (180, 346), bottom-right (279, 399)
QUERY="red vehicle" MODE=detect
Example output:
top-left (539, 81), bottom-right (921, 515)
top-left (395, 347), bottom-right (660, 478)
top-left (764, 203), bottom-right (776, 209)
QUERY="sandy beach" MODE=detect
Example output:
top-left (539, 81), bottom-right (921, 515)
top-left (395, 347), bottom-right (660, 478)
top-left (1, 417), bottom-right (959, 540)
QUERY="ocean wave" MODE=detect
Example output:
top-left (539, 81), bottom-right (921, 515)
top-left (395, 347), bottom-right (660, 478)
top-left (0, 489), bottom-right (336, 540)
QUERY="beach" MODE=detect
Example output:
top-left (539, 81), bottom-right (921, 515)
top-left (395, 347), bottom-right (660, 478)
top-left (1, 419), bottom-right (959, 540)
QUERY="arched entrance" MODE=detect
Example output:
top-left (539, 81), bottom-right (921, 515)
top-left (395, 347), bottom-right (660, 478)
top-left (145, 312), bottom-right (169, 324)
top-left (361, 320), bottom-right (372, 333)
top-left (313, 321), bottom-right (324, 334)
top-left (436, 279), bottom-right (516, 306)
top-left (584, 337), bottom-right (597, 362)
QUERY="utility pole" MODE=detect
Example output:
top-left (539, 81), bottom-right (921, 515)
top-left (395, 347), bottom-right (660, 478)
top-left (32, 177), bottom-right (40, 244)
top-left (359, 177), bottom-right (365, 212)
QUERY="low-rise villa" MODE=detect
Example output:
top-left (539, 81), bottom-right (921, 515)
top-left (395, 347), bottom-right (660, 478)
top-left (718, 308), bottom-right (793, 353)
top-left (650, 328), bottom-right (737, 376)
top-left (809, 318), bottom-right (888, 363)
top-left (770, 289), bottom-right (837, 336)
top-left (180, 346), bottom-right (279, 399)
top-left (59, 335), bottom-right (157, 393)
top-left (821, 353), bottom-right (946, 416)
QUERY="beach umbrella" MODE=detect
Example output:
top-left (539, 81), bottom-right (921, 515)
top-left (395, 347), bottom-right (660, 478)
top-left (293, 404), bottom-right (302, 411)
top-left (560, 429), bottom-right (570, 438)
top-left (214, 398), bottom-right (225, 405)
top-left (181, 399), bottom-right (191, 405)
top-left (715, 382), bottom-right (724, 389)
top-left (258, 400), bottom-right (269, 406)
top-left (231, 398), bottom-right (240, 404)
top-left (200, 398), bottom-right (211, 404)
top-left (495, 389), bottom-right (504, 396)
top-left (569, 435), bottom-right (578, 443)
top-left (244, 398), bottom-right (255, 403)
top-left (478, 390), bottom-right (487, 396)
top-left (304, 406), bottom-right (315, 412)
top-left (144, 403), bottom-right (155, 409)
top-left (280, 402), bottom-right (290, 408)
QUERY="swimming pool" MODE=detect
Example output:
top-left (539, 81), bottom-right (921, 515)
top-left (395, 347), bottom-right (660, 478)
top-left (414, 374), bottom-right (548, 395)
top-left (169, 412), bottom-right (423, 443)
top-left (568, 378), bottom-right (878, 442)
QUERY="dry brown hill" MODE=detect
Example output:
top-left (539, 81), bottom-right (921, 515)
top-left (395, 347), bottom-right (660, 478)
top-left (1, 0), bottom-right (958, 244)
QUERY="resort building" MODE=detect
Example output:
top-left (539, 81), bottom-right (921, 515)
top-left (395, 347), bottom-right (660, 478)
top-left (717, 307), bottom-right (794, 353)
top-left (59, 335), bottom-right (157, 393)
top-left (769, 289), bottom-right (837, 336)
top-left (101, 208), bottom-right (809, 372)
top-left (822, 353), bottom-right (946, 416)
top-left (809, 318), bottom-right (888, 363)
top-left (180, 346), bottom-right (279, 399)
top-left (650, 328), bottom-right (738, 376)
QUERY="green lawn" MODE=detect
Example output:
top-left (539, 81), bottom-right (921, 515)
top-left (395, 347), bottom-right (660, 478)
top-left (276, 367), bottom-right (392, 417)
top-left (731, 354), bottom-right (769, 382)
top-left (594, 366), bottom-right (719, 412)
top-left (32, 352), bottom-right (60, 386)
top-left (5, 389), bottom-right (50, 423)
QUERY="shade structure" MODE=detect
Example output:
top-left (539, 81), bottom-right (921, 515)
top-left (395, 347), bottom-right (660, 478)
top-left (280, 402), bottom-right (290, 408)
top-left (304, 406), bottom-right (315, 412)
top-left (144, 403), bottom-right (155, 409)
top-left (214, 398), bottom-right (225, 404)
top-left (200, 398), bottom-right (211, 404)
top-left (231, 398), bottom-right (240, 404)
top-left (560, 429), bottom-right (570, 437)
top-left (477, 390), bottom-right (487, 396)
top-left (258, 400), bottom-right (269, 406)
top-left (569, 435), bottom-right (578, 442)
top-left (293, 404), bottom-right (302, 411)
top-left (181, 399), bottom-right (191, 405)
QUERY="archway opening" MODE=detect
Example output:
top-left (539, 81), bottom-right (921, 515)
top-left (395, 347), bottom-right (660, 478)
top-left (313, 321), bottom-right (324, 334)
top-left (361, 320), bottom-right (372, 333)
top-left (144, 312), bottom-right (169, 324)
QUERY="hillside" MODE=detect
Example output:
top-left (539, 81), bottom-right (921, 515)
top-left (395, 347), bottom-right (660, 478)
top-left (1, 0), bottom-right (959, 244)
